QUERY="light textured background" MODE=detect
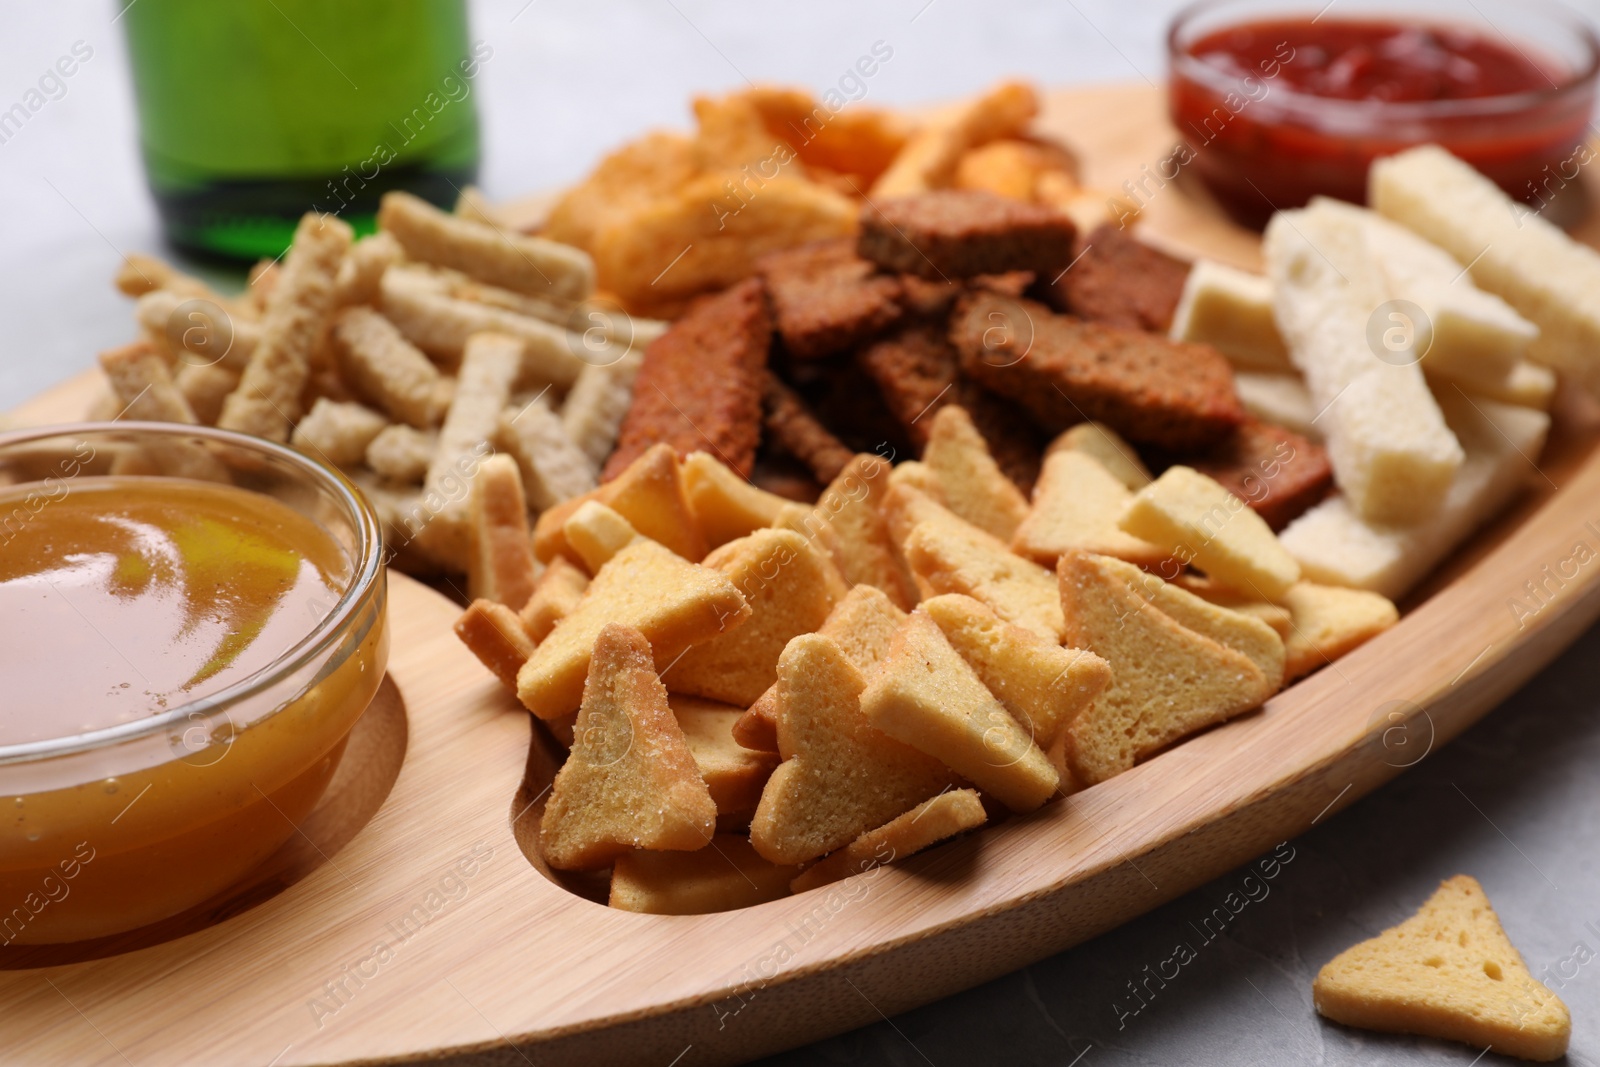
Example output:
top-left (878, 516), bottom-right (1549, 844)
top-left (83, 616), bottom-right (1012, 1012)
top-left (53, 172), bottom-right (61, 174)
top-left (6, 4), bottom-right (1600, 1065)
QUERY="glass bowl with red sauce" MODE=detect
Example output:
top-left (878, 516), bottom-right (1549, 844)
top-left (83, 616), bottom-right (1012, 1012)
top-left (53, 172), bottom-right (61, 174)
top-left (1168, 0), bottom-right (1600, 228)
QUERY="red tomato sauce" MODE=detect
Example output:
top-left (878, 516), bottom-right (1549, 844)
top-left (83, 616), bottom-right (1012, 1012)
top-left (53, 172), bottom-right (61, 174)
top-left (1168, 17), bottom-right (1594, 227)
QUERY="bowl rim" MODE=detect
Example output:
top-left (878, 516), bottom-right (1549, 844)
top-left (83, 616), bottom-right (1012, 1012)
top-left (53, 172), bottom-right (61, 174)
top-left (1166, 0), bottom-right (1600, 123)
top-left (0, 420), bottom-right (386, 765)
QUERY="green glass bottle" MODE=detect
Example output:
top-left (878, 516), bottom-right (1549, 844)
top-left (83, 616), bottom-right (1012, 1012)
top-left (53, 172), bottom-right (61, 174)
top-left (124, 0), bottom-right (483, 261)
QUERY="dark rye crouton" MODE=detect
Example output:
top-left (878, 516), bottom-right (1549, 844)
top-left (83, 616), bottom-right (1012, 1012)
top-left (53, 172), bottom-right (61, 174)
top-left (952, 292), bottom-right (1243, 451)
top-left (761, 372), bottom-right (855, 484)
top-left (1179, 418), bottom-right (1333, 531)
top-left (856, 321), bottom-right (1042, 492)
top-left (757, 240), bottom-right (905, 359)
top-left (1047, 224), bottom-right (1191, 332)
top-left (858, 190), bottom-right (1076, 280)
top-left (605, 278), bottom-right (769, 480)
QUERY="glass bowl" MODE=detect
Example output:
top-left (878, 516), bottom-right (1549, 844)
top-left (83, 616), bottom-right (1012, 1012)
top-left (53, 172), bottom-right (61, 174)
top-left (1167, 0), bottom-right (1600, 227)
top-left (0, 422), bottom-right (388, 944)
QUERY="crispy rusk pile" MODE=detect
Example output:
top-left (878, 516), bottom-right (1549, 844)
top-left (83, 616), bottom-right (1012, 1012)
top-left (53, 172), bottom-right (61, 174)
top-left (516, 524), bottom-right (750, 720)
top-left (861, 612), bottom-right (1059, 812)
top-left (919, 594), bottom-right (1110, 771)
top-left (667, 528), bottom-right (848, 707)
top-left (750, 634), bottom-right (958, 866)
top-left (1279, 582), bottom-right (1398, 681)
top-left (518, 556), bottom-right (589, 642)
top-left (453, 599), bottom-right (535, 691)
top-left (899, 504), bottom-right (1064, 641)
top-left (1012, 449), bottom-right (1169, 569)
top-left (814, 453), bottom-right (919, 609)
top-left (1313, 876), bottom-right (1569, 1061)
top-left (1120, 465), bottom-right (1301, 600)
top-left (790, 788), bottom-right (986, 893)
top-left (736, 584), bottom-right (908, 752)
top-left (669, 695), bottom-right (779, 827)
top-left (920, 405), bottom-right (1029, 541)
top-left (1057, 550), bottom-right (1274, 785)
top-left (539, 624), bottom-right (717, 871)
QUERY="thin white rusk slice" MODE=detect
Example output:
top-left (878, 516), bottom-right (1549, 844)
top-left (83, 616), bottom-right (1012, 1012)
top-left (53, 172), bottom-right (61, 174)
top-left (1371, 144), bottom-right (1600, 396)
top-left (1308, 196), bottom-right (1536, 391)
top-left (1278, 391), bottom-right (1550, 600)
top-left (1168, 259), bottom-right (1291, 371)
top-left (1264, 206), bottom-right (1463, 525)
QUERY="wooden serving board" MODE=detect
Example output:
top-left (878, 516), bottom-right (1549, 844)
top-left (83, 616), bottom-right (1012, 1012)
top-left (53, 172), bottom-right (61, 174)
top-left (7, 82), bottom-right (1600, 1067)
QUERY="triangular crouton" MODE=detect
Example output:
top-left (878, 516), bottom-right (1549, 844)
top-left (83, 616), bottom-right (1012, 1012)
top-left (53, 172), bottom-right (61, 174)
top-left (1171, 573), bottom-right (1293, 638)
top-left (1282, 581), bottom-right (1399, 681)
top-left (922, 405), bottom-right (1029, 541)
top-left (531, 490), bottom-right (595, 565)
top-left (562, 500), bottom-right (642, 573)
top-left (1046, 421), bottom-right (1152, 489)
top-left (735, 584), bottom-right (908, 752)
top-left (667, 528), bottom-right (847, 707)
top-left (516, 538), bottom-right (751, 719)
top-left (518, 555), bottom-right (589, 642)
top-left (538, 624), bottom-right (717, 870)
top-left (1095, 554), bottom-right (1286, 691)
top-left (771, 502), bottom-right (851, 583)
top-left (882, 474), bottom-right (958, 552)
top-left (904, 516), bottom-right (1065, 641)
top-left (790, 787), bottom-right (987, 893)
top-left (680, 450), bottom-right (791, 549)
top-left (862, 613), bottom-right (1059, 812)
top-left (1012, 450), bottom-right (1170, 569)
top-left (454, 599), bottom-right (534, 691)
top-left (920, 593), bottom-right (1111, 760)
top-left (532, 443), bottom-right (706, 565)
top-left (1057, 550), bottom-right (1273, 785)
top-left (610, 834), bottom-right (797, 915)
top-left (750, 634), bottom-right (957, 865)
top-left (813, 453), bottom-right (919, 609)
top-left (1119, 465), bottom-right (1300, 599)
top-left (670, 695), bottom-right (778, 824)
top-left (599, 442), bottom-right (707, 562)
top-left (1314, 875), bottom-right (1569, 1061)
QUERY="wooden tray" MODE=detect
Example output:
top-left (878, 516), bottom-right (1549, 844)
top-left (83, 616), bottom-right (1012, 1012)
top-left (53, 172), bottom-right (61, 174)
top-left (7, 82), bottom-right (1600, 1067)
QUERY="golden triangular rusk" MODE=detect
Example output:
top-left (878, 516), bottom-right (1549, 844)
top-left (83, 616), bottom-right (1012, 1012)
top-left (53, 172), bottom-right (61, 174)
top-left (1057, 550), bottom-right (1272, 785)
top-left (814, 453), bottom-right (918, 609)
top-left (922, 405), bottom-right (1029, 541)
top-left (790, 787), bottom-right (987, 893)
top-left (919, 593), bottom-right (1110, 757)
top-left (903, 511), bottom-right (1064, 641)
top-left (1094, 554), bottom-right (1285, 691)
top-left (1314, 875), bottom-right (1569, 1061)
top-left (735, 584), bottom-right (907, 752)
top-left (538, 624), bottom-right (716, 870)
top-left (862, 612), bottom-right (1058, 812)
top-left (749, 634), bottom-right (957, 865)
top-left (1011, 449), bottom-right (1169, 569)
top-left (516, 537), bottom-right (750, 719)
top-left (1281, 581), bottom-right (1398, 681)
top-left (667, 528), bottom-right (847, 707)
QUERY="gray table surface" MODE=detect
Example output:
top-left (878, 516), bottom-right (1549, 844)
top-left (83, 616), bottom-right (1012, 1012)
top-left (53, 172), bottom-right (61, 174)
top-left (6, 4), bottom-right (1600, 1065)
